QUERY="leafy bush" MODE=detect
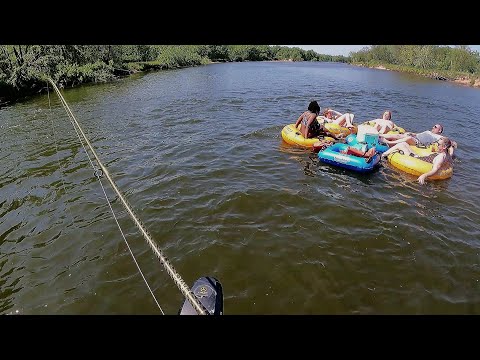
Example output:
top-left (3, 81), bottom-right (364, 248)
top-left (55, 61), bottom-right (115, 87)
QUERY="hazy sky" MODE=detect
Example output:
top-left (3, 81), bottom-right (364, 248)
top-left (291, 45), bottom-right (480, 56)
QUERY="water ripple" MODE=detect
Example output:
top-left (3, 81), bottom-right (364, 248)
top-left (1, 62), bottom-right (480, 314)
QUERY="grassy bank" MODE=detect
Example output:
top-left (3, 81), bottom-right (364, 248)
top-left (350, 46), bottom-right (480, 88)
top-left (353, 61), bottom-right (480, 87)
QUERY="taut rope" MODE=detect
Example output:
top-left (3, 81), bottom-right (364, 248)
top-left (47, 78), bottom-right (208, 315)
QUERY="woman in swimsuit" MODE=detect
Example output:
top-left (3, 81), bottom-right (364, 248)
top-left (318, 108), bottom-right (355, 129)
top-left (294, 100), bottom-right (321, 139)
top-left (381, 137), bottom-right (453, 184)
top-left (367, 110), bottom-right (396, 134)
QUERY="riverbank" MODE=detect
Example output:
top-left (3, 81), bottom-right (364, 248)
top-left (6, 57), bottom-right (478, 109)
top-left (0, 61), bottom-right (214, 109)
top-left (353, 62), bottom-right (480, 88)
top-left (0, 57), bottom-right (263, 109)
top-left (0, 61), bottom-right (285, 109)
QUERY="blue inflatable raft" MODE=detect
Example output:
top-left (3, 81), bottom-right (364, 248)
top-left (318, 143), bottom-right (380, 173)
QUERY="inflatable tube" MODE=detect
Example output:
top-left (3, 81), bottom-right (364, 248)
top-left (345, 134), bottom-right (389, 154)
top-left (322, 121), bottom-right (356, 137)
top-left (388, 126), bottom-right (406, 134)
top-left (318, 143), bottom-right (380, 173)
top-left (281, 124), bottom-right (334, 148)
top-left (387, 146), bottom-right (453, 180)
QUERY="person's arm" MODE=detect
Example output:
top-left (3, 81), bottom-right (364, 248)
top-left (379, 124), bottom-right (388, 134)
top-left (330, 109), bottom-right (342, 116)
top-left (418, 154), bottom-right (444, 184)
top-left (295, 113), bottom-right (303, 129)
top-left (449, 140), bottom-right (457, 156)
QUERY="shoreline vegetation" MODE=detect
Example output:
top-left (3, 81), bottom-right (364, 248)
top-left (354, 63), bottom-right (480, 88)
top-left (1, 45), bottom-right (480, 107)
top-left (0, 45), bottom-right (347, 107)
top-left (350, 45), bottom-right (480, 88)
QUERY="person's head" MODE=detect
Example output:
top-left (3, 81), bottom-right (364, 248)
top-left (308, 101), bottom-right (320, 115)
top-left (382, 110), bottom-right (392, 120)
top-left (432, 123), bottom-right (444, 134)
top-left (437, 137), bottom-right (451, 152)
top-left (322, 108), bottom-right (332, 118)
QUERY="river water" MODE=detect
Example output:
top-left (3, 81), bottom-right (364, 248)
top-left (1, 61), bottom-right (479, 314)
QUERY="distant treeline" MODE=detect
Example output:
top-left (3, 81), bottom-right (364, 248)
top-left (0, 45), bottom-right (348, 104)
top-left (350, 45), bottom-right (480, 79)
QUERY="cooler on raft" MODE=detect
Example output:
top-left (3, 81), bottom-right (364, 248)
top-left (356, 124), bottom-right (379, 150)
top-left (345, 124), bottom-right (389, 154)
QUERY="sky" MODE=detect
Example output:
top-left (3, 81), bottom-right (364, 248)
top-left (289, 45), bottom-right (480, 56)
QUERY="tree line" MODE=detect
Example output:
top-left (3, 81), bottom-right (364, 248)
top-left (350, 45), bottom-right (480, 78)
top-left (5, 45), bottom-right (476, 106)
top-left (0, 45), bottom-right (348, 105)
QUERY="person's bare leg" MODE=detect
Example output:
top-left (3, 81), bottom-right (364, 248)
top-left (333, 114), bottom-right (348, 127)
top-left (345, 113), bottom-right (354, 127)
top-left (381, 142), bottom-right (413, 159)
top-left (380, 133), bottom-right (406, 141)
top-left (383, 136), bottom-right (417, 146)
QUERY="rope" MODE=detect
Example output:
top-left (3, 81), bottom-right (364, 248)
top-left (51, 87), bottom-right (165, 314)
top-left (47, 78), bottom-right (208, 315)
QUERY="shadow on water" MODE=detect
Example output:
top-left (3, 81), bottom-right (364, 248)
top-left (283, 145), bottom-right (383, 185)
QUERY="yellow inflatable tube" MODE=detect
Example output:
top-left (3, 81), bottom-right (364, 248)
top-left (323, 122), bottom-right (355, 137)
top-left (387, 146), bottom-right (453, 180)
top-left (316, 116), bottom-right (356, 136)
top-left (281, 124), bottom-right (334, 148)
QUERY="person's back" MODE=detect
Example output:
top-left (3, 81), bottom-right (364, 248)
top-left (295, 100), bottom-right (321, 139)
